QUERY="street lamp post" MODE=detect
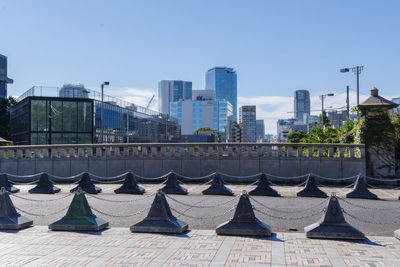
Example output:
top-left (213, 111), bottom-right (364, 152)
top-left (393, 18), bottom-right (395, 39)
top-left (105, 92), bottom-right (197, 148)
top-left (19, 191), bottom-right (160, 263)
top-left (101, 81), bottom-right (110, 143)
top-left (319, 93), bottom-right (334, 129)
top-left (340, 66), bottom-right (364, 118)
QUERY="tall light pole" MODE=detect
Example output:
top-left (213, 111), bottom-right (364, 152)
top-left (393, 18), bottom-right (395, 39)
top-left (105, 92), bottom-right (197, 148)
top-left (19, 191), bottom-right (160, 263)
top-left (319, 93), bottom-right (334, 129)
top-left (340, 66), bottom-right (364, 118)
top-left (101, 81), bottom-right (110, 143)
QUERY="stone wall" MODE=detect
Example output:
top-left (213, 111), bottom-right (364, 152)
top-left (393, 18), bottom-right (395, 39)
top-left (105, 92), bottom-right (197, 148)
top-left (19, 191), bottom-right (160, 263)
top-left (0, 143), bottom-right (365, 179)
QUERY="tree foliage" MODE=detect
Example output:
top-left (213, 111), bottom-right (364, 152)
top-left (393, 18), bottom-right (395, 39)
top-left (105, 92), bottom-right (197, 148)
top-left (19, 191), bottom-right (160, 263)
top-left (287, 130), bottom-right (307, 143)
top-left (0, 96), bottom-right (16, 140)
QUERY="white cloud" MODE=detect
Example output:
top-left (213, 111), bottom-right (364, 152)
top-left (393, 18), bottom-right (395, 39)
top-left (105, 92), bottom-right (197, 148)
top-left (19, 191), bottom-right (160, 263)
top-left (112, 87), bottom-right (158, 111)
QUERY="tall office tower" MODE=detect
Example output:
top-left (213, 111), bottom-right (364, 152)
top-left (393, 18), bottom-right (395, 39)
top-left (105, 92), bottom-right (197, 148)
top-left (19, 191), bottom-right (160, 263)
top-left (205, 67), bottom-right (237, 121)
top-left (294, 90), bottom-right (310, 122)
top-left (170, 90), bottom-right (233, 141)
top-left (0, 54), bottom-right (13, 99)
top-left (239, 105), bottom-right (256, 142)
top-left (256, 119), bottom-right (265, 142)
top-left (158, 80), bottom-right (192, 115)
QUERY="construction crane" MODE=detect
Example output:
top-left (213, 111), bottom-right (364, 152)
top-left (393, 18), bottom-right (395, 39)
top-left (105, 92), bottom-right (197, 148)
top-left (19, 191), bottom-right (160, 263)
top-left (287, 106), bottom-right (346, 113)
top-left (146, 94), bottom-right (155, 109)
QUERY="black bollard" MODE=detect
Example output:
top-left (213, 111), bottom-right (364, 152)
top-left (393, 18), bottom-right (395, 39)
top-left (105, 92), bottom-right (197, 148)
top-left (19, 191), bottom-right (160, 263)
top-left (0, 187), bottom-right (33, 229)
top-left (216, 191), bottom-right (271, 236)
top-left (70, 173), bottom-right (102, 194)
top-left (346, 175), bottom-right (378, 199)
top-left (304, 193), bottom-right (364, 240)
top-left (159, 172), bottom-right (188, 195)
top-left (130, 191), bottom-right (188, 234)
top-left (49, 188), bottom-right (108, 231)
top-left (297, 174), bottom-right (328, 198)
top-left (29, 173), bottom-right (61, 194)
top-left (202, 173), bottom-right (233, 196)
top-left (114, 173), bottom-right (145, 194)
top-left (0, 173), bottom-right (19, 193)
top-left (249, 173), bottom-right (280, 197)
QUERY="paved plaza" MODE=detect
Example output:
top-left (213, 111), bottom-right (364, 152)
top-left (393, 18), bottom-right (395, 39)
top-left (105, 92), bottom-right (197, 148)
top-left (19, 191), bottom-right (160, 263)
top-left (0, 226), bottom-right (400, 266)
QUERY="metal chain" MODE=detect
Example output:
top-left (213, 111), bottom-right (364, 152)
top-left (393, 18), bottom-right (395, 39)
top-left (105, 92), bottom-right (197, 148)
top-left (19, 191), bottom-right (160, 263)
top-left (15, 206), bottom-right (69, 217)
top-left (166, 194), bottom-right (240, 208)
top-left (316, 181), bottom-right (355, 188)
top-left (87, 193), bottom-right (156, 203)
top-left (9, 180), bottom-right (39, 185)
top-left (254, 207), bottom-right (323, 220)
top-left (89, 172), bottom-right (128, 181)
top-left (250, 196), bottom-right (328, 214)
top-left (365, 176), bottom-right (400, 182)
top-left (338, 197), bottom-right (400, 211)
top-left (134, 172), bottom-right (171, 181)
top-left (90, 206), bottom-right (148, 218)
top-left (312, 173), bottom-right (360, 181)
top-left (11, 194), bottom-right (73, 202)
top-left (170, 206), bottom-right (235, 220)
top-left (219, 172), bottom-right (262, 179)
top-left (264, 173), bottom-right (310, 180)
top-left (177, 172), bottom-right (216, 181)
top-left (91, 178), bottom-right (127, 184)
top-left (343, 210), bottom-right (400, 225)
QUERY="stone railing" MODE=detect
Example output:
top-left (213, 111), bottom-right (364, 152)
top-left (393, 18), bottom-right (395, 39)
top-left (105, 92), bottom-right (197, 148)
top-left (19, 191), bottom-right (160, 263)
top-left (0, 143), bottom-right (365, 178)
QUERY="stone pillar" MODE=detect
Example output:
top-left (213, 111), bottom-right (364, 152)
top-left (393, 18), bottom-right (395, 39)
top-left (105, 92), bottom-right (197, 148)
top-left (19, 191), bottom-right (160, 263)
top-left (357, 87), bottom-right (399, 178)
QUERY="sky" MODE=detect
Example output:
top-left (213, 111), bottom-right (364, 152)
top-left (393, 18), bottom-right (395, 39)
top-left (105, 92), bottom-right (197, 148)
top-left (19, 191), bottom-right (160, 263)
top-left (1, 0), bottom-right (399, 134)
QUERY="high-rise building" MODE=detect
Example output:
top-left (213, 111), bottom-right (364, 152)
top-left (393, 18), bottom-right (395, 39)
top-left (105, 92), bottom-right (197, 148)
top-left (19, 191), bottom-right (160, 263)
top-left (205, 67), bottom-right (237, 121)
top-left (294, 90), bottom-right (310, 122)
top-left (239, 105), bottom-right (256, 142)
top-left (390, 97), bottom-right (400, 114)
top-left (170, 90), bottom-right (233, 141)
top-left (158, 80), bottom-right (192, 115)
top-left (256, 119), bottom-right (265, 142)
top-left (327, 110), bottom-right (349, 129)
top-left (0, 54), bottom-right (13, 99)
top-left (231, 122), bottom-right (247, 142)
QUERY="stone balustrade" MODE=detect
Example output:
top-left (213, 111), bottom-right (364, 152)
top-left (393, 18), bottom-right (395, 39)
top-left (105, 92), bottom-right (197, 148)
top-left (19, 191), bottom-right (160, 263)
top-left (0, 143), bottom-right (365, 178)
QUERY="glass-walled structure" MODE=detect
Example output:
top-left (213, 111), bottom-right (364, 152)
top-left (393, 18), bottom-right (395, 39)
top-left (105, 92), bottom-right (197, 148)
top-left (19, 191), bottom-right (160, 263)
top-left (11, 86), bottom-right (181, 145)
top-left (10, 97), bottom-right (93, 145)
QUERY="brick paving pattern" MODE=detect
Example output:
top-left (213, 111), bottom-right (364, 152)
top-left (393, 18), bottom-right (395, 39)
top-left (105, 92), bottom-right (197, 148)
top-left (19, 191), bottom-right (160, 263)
top-left (0, 227), bottom-right (398, 266)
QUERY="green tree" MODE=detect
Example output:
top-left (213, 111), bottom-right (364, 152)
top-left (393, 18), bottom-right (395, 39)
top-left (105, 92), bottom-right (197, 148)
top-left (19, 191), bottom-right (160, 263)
top-left (0, 96), bottom-right (16, 140)
top-left (287, 130), bottom-right (307, 143)
top-left (339, 119), bottom-right (355, 143)
top-left (318, 110), bottom-right (330, 127)
top-left (195, 127), bottom-right (212, 134)
top-left (390, 113), bottom-right (400, 159)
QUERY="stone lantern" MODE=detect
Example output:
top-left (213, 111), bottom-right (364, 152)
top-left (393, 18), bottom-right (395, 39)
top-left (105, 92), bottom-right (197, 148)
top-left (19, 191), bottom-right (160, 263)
top-left (358, 87), bottom-right (399, 177)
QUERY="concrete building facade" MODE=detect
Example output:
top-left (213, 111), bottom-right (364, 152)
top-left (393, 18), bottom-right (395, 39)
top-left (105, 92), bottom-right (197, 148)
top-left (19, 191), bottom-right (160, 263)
top-left (158, 80), bottom-right (192, 115)
top-left (169, 90), bottom-right (233, 139)
top-left (0, 54), bottom-right (13, 99)
top-left (256, 119), bottom-right (265, 142)
top-left (239, 105), bottom-right (256, 142)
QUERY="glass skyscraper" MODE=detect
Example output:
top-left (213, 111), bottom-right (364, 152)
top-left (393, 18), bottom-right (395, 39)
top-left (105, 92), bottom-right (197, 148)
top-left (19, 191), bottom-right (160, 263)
top-left (294, 90), bottom-right (310, 122)
top-left (0, 54), bottom-right (13, 99)
top-left (158, 80), bottom-right (192, 115)
top-left (205, 67), bottom-right (237, 121)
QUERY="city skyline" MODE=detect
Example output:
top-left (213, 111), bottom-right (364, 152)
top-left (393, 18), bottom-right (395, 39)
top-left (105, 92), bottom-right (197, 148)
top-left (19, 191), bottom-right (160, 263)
top-left (1, 0), bottom-right (399, 134)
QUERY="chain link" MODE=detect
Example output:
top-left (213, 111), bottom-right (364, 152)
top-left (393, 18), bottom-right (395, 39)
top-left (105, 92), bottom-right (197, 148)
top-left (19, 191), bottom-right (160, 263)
top-left (312, 173), bottom-right (360, 181)
top-left (254, 207), bottom-right (323, 220)
top-left (15, 206), bottom-right (69, 217)
top-left (337, 197), bottom-right (400, 211)
top-left (166, 194), bottom-right (240, 208)
top-left (11, 193), bottom-right (73, 203)
top-left (90, 206), bottom-right (148, 218)
top-left (250, 196), bottom-right (328, 214)
top-left (170, 206), bottom-right (235, 220)
top-left (342, 210), bottom-right (400, 225)
top-left (87, 193), bottom-right (156, 203)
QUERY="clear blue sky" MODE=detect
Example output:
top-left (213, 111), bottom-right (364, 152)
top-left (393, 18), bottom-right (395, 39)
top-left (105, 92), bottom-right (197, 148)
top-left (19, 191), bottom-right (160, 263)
top-left (1, 0), bottom-right (399, 133)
